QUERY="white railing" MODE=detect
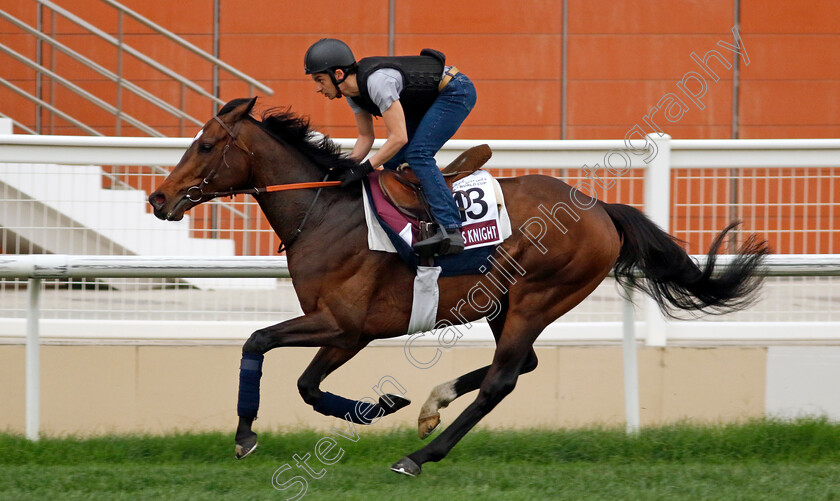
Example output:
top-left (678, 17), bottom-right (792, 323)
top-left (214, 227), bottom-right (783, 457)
top-left (3, 253), bottom-right (838, 439)
top-left (2, 135), bottom-right (838, 438)
top-left (3, 133), bottom-right (838, 340)
top-left (5, 134), bottom-right (838, 168)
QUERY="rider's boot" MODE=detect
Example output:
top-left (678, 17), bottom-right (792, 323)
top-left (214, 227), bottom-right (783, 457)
top-left (413, 226), bottom-right (465, 256)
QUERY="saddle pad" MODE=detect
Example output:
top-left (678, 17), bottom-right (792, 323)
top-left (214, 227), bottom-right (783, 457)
top-left (362, 170), bottom-right (512, 276)
top-left (451, 169), bottom-right (505, 248)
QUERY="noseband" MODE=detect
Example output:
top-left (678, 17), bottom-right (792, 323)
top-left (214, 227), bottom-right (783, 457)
top-left (183, 115), bottom-right (341, 253)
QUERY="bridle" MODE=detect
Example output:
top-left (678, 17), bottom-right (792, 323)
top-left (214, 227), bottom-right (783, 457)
top-left (184, 116), bottom-right (253, 203)
top-left (185, 115), bottom-right (342, 252)
top-left (186, 116), bottom-right (341, 202)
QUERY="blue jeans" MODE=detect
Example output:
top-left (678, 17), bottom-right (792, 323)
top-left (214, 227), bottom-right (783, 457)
top-left (384, 73), bottom-right (477, 230)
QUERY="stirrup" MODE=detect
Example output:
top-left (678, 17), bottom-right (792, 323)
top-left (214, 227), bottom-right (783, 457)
top-left (412, 227), bottom-right (464, 256)
top-left (439, 227), bottom-right (465, 255)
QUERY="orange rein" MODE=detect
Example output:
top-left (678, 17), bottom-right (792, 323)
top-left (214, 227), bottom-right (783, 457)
top-left (197, 178), bottom-right (344, 253)
top-left (200, 180), bottom-right (342, 200)
top-left (263, 181), bottom-right (341, 193)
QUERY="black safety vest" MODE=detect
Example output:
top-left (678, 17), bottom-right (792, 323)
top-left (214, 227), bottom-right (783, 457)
top-left (349, 49), bottom-right (445, 119)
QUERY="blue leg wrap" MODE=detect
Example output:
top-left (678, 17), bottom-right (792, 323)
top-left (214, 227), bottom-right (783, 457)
top-left (313, 392), bottom-right (382, 425)
top-left (237, 353), bottom-right (264, 418)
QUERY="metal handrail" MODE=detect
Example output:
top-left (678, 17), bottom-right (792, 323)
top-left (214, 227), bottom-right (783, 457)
top-left (34, 0), bottom-right (225, 106)
top-left (0, 42), bottom-right (164, 137)
top-left (0, 113), bottom-right (37, 135)
top-left (100, 0), bottom-right (273, 96)
top-left (0, 77), bottom-right (103, 136)
top-left (0, 9), bottom-right (203, 128)
top-left (2, 1), bottom-right (265, 243)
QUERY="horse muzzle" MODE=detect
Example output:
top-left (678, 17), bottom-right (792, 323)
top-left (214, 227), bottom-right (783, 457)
top-left (148, 190), bottom-right (193, 221)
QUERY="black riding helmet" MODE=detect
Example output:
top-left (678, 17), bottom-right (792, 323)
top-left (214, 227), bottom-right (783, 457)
top-left (304, 38), bottom-right (356, 75)
top-left (305, 38), bottom-right (357, 98)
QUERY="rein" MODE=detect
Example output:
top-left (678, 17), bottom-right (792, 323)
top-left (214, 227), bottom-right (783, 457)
top-left (186, 115), bottom-right (342, 252)
top-left (193, 180), bottom-right (341, 201)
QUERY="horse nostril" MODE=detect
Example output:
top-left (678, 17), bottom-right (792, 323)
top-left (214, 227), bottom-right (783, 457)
top-left (149, 192), bottom-right (166, 210)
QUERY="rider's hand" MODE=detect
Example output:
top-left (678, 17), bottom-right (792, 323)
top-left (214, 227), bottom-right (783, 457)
top-left (339, 160), bottom-right (374, 187)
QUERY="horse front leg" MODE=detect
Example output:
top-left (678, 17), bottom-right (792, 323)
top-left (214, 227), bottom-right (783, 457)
top-left (235, 311), bottom-right (349, 459)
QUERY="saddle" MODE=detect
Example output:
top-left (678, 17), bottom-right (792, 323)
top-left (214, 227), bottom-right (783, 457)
top-left (378, 144), bottom-right (492, 220)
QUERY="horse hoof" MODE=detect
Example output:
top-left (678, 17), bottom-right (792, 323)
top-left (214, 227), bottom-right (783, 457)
top-left (380, 394), bottom-right (411, 415)
top-left (390, 456), bottom-right (421, 477)
top-left (235, 432), bottom-right (258, 460)
top-left (418, 413), bottom-right (441, 439)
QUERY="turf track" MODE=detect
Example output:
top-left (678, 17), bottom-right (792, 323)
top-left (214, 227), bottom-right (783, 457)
top-left (1, 419), bottom-right (838, 500)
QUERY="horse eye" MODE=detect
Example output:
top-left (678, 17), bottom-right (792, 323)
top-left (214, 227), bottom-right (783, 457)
top-left (198, 142), bottom-right (214, 153)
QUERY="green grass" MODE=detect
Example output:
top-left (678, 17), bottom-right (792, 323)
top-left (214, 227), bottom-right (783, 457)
top-left (1, 419), bottom-right (839, 500)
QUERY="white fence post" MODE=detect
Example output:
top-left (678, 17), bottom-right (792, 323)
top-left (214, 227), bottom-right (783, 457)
top-left (26, 278), bottom-right (41, 441)
top-left (622, 286), bottom-right (640, 434)
top-left (0, 117), bottom-right (13, 134)
top-left (643, 133), bottom-right (671, 346)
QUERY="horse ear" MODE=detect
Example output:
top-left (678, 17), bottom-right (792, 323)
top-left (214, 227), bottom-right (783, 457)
top-left (218, 97), bottom-right (258, 121)
top-left (235, 97), bottom-right (257, 120)
top-left (244, 96), bottom-right (258, 115)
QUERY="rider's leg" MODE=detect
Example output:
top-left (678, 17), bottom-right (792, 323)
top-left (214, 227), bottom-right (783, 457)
top-left (407, 74), bottom-right (477, 254)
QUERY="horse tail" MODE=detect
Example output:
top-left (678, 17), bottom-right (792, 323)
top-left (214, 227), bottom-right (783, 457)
top-left (601, 202), bottom-right (770, 318)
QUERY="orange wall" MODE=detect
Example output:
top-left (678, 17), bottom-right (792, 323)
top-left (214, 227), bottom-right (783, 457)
top-left (3, 0), bottom-right (839, 139)
top-left (1, 0), bottom-right (838, 254)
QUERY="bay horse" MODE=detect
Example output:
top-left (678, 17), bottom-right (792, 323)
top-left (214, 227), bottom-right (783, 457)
top-left (149, 97), bottom-right (768, 476)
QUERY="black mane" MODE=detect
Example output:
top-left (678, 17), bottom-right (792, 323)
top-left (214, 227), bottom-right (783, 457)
top-left (254, 107), bottom-right (358, 175)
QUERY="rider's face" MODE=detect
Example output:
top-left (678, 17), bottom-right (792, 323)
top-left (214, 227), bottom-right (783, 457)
top-left (312, 73), bottom-right (339, 99)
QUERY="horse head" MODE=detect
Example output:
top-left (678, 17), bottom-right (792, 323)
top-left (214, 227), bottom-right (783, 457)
top-left (149, 97), bottom-right (258, 221)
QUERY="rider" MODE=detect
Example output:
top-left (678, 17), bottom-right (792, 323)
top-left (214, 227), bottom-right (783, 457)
top-left (304, 38), bottom-right (477, 256)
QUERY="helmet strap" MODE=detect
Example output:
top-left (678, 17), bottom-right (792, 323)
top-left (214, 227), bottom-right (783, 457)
top-left (330, 69), bottom-right (350, 98)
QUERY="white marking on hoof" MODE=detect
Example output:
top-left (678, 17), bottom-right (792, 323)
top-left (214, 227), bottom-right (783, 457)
top-left (418, 413), bottom-right (441, 439)
top-left (418, 380), bottom-right (456, 438)
top-left (235, 441), bottom-right (257, 459)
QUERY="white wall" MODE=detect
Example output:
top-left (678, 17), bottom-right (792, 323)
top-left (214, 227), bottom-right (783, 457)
top-left (766, 346), bottom-right (840, 420)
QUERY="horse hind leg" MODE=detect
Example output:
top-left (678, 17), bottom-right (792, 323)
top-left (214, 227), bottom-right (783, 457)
top-left (416, 297), bottom-right (509, 438)
top-left (417, 297), bottom-right (538, 439)
top-left (394, 314), bottom-right (541, 476)
top-left (417, 351), bottom-right (538, 439)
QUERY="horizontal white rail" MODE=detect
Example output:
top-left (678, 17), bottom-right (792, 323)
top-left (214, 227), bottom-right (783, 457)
top-left (669, 138), bottom-right (840, 168)
top-left (691, 254), bottom-right (840, 276)
top-left (1, 134), bottom-right (836, 343)
top-left (0, 255), bottom-right (290, 279)
top-left (0, 134), bottom-right (190, 165)
top-left (2, 135), bottom-right (839, 169)
top-left (1, 254), bottom-right (839, 279)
